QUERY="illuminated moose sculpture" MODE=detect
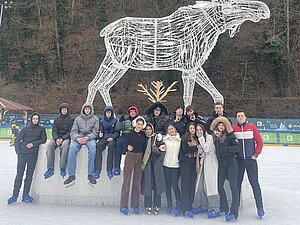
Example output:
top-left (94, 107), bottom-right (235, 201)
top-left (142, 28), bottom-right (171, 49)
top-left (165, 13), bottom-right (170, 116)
top-left (86, 0), bottom-right (270, 107)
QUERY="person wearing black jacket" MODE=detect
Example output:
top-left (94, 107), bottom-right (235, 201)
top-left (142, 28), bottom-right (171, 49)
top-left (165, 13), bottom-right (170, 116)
top-left (120, 116), bottom-right (147, 215)
top-left (145, 102), bottom-right (170, 135)
top-left (44, 103), bottom-right (74, 179)
top-left (206, 102), bottom-right (230, 134)
top-left (210, 116), bottom-right (240, 222)
top-left (7, 113), bottom-right (47, 204)
top-left (179, 122), bottom-right (200, 218)
top-left (169, 105), bottom-right (186, 137)
top-left (183, 105), bottom-right (207, 129)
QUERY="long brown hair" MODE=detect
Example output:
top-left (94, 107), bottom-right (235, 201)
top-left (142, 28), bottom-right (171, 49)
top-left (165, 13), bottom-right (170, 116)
top-left (182, 122), bottom-right (197, 143)
top-left (196, 124), bottom-right (207, 142)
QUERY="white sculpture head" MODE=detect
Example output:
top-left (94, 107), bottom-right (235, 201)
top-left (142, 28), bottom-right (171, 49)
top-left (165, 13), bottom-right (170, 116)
top-left (211, 0), bottom-right (270, 37)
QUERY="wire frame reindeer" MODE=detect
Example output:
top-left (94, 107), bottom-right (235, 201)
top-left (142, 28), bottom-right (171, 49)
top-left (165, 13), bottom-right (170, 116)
top-left (86, 0), bottom-right (270, 108)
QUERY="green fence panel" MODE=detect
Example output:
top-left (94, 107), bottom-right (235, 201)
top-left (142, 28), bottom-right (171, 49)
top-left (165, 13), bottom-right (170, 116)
top-left (260, 132), bottom-right (278, 144)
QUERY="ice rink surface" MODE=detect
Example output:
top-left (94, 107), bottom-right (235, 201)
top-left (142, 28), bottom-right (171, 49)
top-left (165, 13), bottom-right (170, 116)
top-left (0, 141), bottom-right (299, 225)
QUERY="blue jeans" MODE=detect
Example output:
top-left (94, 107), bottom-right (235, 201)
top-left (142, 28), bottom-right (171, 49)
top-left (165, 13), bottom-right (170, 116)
top-left (67, 139), bottom-right (96, 176)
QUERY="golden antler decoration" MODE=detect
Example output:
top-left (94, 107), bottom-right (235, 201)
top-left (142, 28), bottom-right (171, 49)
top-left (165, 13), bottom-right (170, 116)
top-left (137, 80), bottom-right (178, 103)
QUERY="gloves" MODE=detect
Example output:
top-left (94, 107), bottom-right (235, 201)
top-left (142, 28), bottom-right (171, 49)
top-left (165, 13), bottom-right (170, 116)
top-left (159, 145), bottom-right (166, 151)
top-left (214, 131), bottom-right (221, 138)
top-left (196, 131), bottom-right (203, 138)
top-left (156, 133), bottom-right (163, 142)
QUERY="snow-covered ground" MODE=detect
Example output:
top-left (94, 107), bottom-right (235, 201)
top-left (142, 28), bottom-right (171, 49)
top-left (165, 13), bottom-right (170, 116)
top-left (0, 141), bottom-right (299, 225)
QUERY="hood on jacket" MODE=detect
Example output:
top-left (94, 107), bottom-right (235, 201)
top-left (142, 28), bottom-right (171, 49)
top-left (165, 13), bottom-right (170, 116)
top-left (81, 102), bottom-right (94, 117)
top-left (145, 122), bottom-right (155, 137)
top-left (145, 102), bottom-right (168, 117)
top-left (103, 106), bottom-right (115, 119)
top-left (127, 105), bottom-right (139, 116)
top-left (132, 116), bottom-right (147, 129)
top-left (30, 112), bottom-right (41, 125)
top-left (210, 116), bottom-right (233, 133)
top-left (59, 102), bottom-right (69, 115)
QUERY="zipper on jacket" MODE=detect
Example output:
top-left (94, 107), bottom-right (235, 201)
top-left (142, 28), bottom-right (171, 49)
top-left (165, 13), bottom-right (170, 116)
top-left (242, 126), bottom-right (246, 159)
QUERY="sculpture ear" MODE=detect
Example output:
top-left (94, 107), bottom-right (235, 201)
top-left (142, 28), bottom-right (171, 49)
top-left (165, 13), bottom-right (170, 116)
top-left (221, 3), bottom-right (233, 14)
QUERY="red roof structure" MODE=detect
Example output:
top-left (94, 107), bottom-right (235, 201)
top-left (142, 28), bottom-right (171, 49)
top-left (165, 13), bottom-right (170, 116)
top-left (0, 97), bottom-right (33, 111)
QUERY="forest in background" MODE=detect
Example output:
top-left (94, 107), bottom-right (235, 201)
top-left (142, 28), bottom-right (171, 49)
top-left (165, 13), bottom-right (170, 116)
top-left (0, 0), bottom-right (299, 118)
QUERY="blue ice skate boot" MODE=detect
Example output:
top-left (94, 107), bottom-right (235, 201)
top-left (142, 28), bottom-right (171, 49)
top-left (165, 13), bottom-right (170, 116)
top-left (120, 207), bottom-right (129, 215)
top-left (60, 169), bottom-right (66, 178)
top-left (7, 195), bottom-right (18, 205)
top-left (107, 170), bottom-right (114, 180)
top-left (112, 167), bottom-right (120, 176)
top-left (92, 170), bottom-right (100, 179)
top-left (185, 211), bottom-right (194, 218)
top-left (257, 209), bottom-right (265, 219)
top-left (22, 195), bottom-right (33, 203)
top-left (207, 209), bottom-right (221, 219)
top-left (43, 168), bottom-right (54, 179)
top-left (133, 207), bottom-right (140, 215)
top-left (225, 213), bottom-right (237, 222)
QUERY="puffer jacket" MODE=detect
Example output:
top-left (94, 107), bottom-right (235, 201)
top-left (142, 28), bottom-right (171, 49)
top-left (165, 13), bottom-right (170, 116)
top-left (15, 113), bottom-right (47, 154)
top-left (163, 133), bottom-right (181, 168)
top-left (52, 103), bottom-right (74, 141)
top-left (70, 103), bottom-right (99, 141)
top-left (115, 106), bottom-right (138, 135)
top-left (99, 106), bottom-right (119, 140)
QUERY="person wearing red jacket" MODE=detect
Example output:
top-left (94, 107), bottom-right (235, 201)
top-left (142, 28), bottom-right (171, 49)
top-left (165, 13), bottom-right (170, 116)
top-left (232, 110), bottom-right (265, 219)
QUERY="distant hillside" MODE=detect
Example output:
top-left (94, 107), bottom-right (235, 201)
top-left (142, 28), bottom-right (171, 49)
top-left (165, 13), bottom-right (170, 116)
top-left (0, 0), bottom-right (299, 118)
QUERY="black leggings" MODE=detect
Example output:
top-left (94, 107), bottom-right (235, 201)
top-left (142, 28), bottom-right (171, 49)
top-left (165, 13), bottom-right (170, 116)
top-left (218, 157), bottom-right (239, 218)
top-left (163, 166), bottom-right (181, 208)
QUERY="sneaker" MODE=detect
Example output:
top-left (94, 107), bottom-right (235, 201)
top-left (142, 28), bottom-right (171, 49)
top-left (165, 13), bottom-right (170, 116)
top-left (153, 206), bottom-right (160, 215)
top-left (60, 169), bottom-right (66, 178)
top-left (112, 167), bottom-right (120, 176)
top-left (185, 211), bottom-right (194, 218)
top-left (7, 196), bottom-right (18, 205)
top-left (133, 207), bottom-right (140, 215)
top-left (22, 195), bottom-right (33, 203)
top-left (257, 209), bottom-right (265, 218)
top-left (92, 170), bottom-right (100, 179)
top-left (88, 175), bottom-right (97, 185)
top-left (207, 209), bottom-right (221, 219)
top-left (225, 213), bottom-right (237, 222)
top-left (64, 175), bottom-right (76, 186)
top-left (120, 207), bottom-right (129, 215)
top-left (145, 207), bottom-right (152, 215)
top-left (107, 171), bottom-right (113, 180)
top-left (43, 168), bottom-right (54, 179)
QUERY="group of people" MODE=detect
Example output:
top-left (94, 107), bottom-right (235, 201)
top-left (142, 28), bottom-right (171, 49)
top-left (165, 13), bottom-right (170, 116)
top-left (7, 101), bottom-right (265, 222)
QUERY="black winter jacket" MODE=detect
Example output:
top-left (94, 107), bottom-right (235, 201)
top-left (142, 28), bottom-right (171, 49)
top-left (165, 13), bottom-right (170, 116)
top-left (52, 115), bottom-right (74, 141)
top-left (178, 139), bottom-right (198, 164)
top-left (15, 124), bottom-right (47, 155)
top-left (214, 132), bottom-right (240, 161)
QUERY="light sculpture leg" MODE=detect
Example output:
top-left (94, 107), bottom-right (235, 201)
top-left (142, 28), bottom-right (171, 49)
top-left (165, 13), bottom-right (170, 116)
top-left (182, 72), bottom-right (196, 108)
top-left (195, 67), bottom-right (224, 104)
top-left (86, 53), bottom-right (129, 105)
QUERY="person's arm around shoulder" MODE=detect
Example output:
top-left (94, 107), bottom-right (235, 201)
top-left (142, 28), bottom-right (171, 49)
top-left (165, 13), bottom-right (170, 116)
top-left (227, 133), bottom-right (241, 154)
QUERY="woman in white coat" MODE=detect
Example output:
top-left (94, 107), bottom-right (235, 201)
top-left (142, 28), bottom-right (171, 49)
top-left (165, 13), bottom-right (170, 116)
top-left (195, 124), bottom-right (220, 219)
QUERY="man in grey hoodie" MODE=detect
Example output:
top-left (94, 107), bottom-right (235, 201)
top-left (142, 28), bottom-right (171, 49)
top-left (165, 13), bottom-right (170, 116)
top-left (64, 103), bottom-right (99, 187)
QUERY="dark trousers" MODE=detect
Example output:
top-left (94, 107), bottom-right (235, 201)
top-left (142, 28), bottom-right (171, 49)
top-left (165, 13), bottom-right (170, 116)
top-left (144, 191), bottom-right (161, 208)
top-left (120, 152), bottom-right (143, 208)
top-left (13, 153), bottom-right (38, 197)
top-left (115, 136), bottom-right (126, 169)
top-left (163, 166), bottom-right (181, 208)
top-left (94, 139), bottom-right (115, 173)
top-left (237, 158), bottom-right (263, 210)
top-left (180, 162), bottom-right (196, 213)
top-left (218, 157), bottom-right (239, 218)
